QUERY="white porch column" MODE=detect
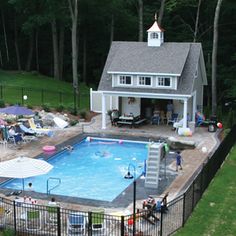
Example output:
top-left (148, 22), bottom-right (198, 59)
top-left (183, 99), bottom-right (188, 128)
top-left (102, 93), bottom-right (106, 129)
top-left (192, 92), bottom-right (196, 121)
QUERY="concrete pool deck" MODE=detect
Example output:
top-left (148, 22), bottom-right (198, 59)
top-left (0, 114), bottom-right (221, 214)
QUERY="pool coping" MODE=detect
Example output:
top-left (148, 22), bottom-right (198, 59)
top-left (0, 133), bottom-right (177, 208)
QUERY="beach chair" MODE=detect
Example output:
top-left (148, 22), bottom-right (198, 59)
top-left (28, 118), bottom-right (53, 136)
top-left (26, 209), bottom-right (42, 231)
top-left (91, 209), bottom-right (105, 233)
top-left (67, 212), bottom-right (86, 235)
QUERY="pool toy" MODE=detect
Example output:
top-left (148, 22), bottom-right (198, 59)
top-left (217, 122), bottom-right (223, 128)
top-left (43, 145), bottom-right (56, 152)
top-left (86, 137), bottom-right (91, 142)
top-left (118, 140), bottom-right (123, 144)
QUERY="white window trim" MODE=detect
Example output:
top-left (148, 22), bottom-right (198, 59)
top-left (118, 75), bottom-right (133, 86)
top-left (137, 76), bottom-right (152, 87)
top-left (156, 76), bottom-right (172, 88)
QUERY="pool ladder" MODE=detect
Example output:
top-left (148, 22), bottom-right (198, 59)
top-left (47, 177), bottom-right (61, 195)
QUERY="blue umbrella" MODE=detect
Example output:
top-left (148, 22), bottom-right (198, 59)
top-left (0, 105), bottom-right (34, 116)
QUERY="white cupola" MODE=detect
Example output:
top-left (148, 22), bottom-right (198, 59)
top-left (147, 14), bottom-right (164, 47)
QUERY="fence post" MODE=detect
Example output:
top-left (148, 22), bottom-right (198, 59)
top-left (160, 209), bottom-right (163, 236)
top-left (57, 207), bottom-right (61, 236)
top-left (87, 211), bottom-right (92, 236)
top-left (182, 193), bottom-right (186, 227)
top-left (41, 89), bottom-right (44, 105)
top-left (59, 92), bottom-right (62, 104)
top-left (121, 215), bottom-right (125, 236)
top-left (21, 87), bottom-right (24, 105)
top-left (0, 85), bottom-right (2, 99)
top-left (13, 201), bottom-right (17, 234)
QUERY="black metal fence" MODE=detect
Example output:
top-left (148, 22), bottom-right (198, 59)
top-left (0, 85), bottom-right (90, 110)
top-left (0, 126), bottom-right (235, 236)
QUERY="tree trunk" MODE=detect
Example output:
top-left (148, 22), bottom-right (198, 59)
top-left (211, 0), bottom-right (223, 116)
top-left (68, 0), bottom-right (79, 95)
top-left (14, 16), bottom-right (21, 71)
top-left (59, 24), bottom-right (65, 80)
top-left (158, 0), bottom-right (166, 27)
top-left (193, 0), bottom-right (202, 42)
top-left (82, 31), bottom-right (87, 84)
top-left (35, 30), bottom-right (39, 72)
top-left (25, 33), bottom-right (34, 71)
top-left (51, 18), bottom-right (60, 80)
top-left (110, 14), bottom-right (114, 45)
top-left (1, 11), bottom-right (9, 62)
top-left (0, 50), bottom-right (3, 67)
top-left (138, 0), bottom-right (143, 42)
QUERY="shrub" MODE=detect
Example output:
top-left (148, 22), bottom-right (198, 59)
top-left (27, 104), bottom-right (33, 109)
top-left (42, 103), bottom-right (51, 112)
top-left (0, 99), bottom-right (5, 108)
top-left (56, 104), bottom-right (64, 112)
top-left (2, 228), bottom-right (15, 236)
top-left (79, 110), bottom-right (87, 119)
top-left (70, 120), bottom-right (78, 126)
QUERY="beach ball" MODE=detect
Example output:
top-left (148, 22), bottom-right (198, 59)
top-left (217, 122), bottom-right (223, 129)
top-left (201, 147), bottom-right (207, 153)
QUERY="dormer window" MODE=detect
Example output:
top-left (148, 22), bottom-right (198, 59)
top-left (151, 32), bottom-right (159, 39)
top-left (119, 75), bottom-right (132, 85)
top-left (157, 77), bottom-right (171, 87)
top-left (138, 76), bottom-right (152, 86)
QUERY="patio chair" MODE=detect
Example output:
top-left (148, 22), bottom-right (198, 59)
top-left (45, 205), bottom-right (58, 225)
top-left (167, 113), bottom-right (178, 125)
top-left (26, 209), bottom-right (42, 231)
top-left (0, 206), bottom-right (6, 227)
top-left (91, 209), bottom-right (105, 232)
top-left (28, 118), bottom-right (53, 137)
top-left (67, 212), bottom-right (86, 235)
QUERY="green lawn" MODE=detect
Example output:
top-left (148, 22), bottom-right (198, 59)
top-left (175, 145), bottom-right (236, 236)
top-left (0, 70), bottom-right (90, 110)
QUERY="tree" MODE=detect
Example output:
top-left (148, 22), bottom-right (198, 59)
top-left (158, 0), bottom-right (166, 27)
top-left (68, 0), bottom-right (79, 109)
top-left (211, 0), bottom-right (223, 115)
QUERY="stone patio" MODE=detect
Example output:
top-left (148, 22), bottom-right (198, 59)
top-left (0, 114), bottom-right (221, 214)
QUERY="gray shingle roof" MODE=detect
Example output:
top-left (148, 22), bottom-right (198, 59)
top-left (98, 42), bottom-right (202, 96)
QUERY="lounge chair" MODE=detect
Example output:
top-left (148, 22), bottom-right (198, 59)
top-left (91, 209), bottom-right (105, 232)
top-left (28, 118), bottom-right (53, 136)
top-left (67, 212), bottom-right (86, 235)
top-left (26, 209), bottom-right (42, 231)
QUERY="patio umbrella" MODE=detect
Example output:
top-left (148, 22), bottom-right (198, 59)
top-left (0, 156), bottom-right (53, 190)
top-left (0, 105), bottom-right (34, 116)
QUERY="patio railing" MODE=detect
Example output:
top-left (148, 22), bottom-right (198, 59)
top-left (0, 125), bottom-right (235, 236)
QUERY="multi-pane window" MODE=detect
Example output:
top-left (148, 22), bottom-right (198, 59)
top-left (157, 77), bottom-right (171, 87)
top-left (151, 32), bottom-right (158, 39)
top-left (139, 76), bottom-right (151, 86)
top-left (119, 75), bottom-right (132, 85)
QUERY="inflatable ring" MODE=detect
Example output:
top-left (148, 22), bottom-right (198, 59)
top-left (43, 145), bottom-right (56, 152)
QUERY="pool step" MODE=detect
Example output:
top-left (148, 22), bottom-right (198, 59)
top-left (145, 142), bottom-right (164, 189)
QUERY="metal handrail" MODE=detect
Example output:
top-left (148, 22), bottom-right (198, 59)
top-left (47, 177), bottom-right (61, 195)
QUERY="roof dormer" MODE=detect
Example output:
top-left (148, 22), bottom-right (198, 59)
top-left (147, 15), bottom-right (164, 47)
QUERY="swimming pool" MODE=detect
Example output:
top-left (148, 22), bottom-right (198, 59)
top-left (1, 137), bottom-right (148, 201)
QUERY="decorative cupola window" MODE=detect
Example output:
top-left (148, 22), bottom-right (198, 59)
top-left (147, 14), bottom-right (164, 47)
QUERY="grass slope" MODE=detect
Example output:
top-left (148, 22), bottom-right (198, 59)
top-left (175, 145), bottom-right (236, 236)
top-left (0, 70), bottom-right (90, 109)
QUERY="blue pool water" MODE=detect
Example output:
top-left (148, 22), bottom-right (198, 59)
top-left (2, 138), bottom-right (148, 201)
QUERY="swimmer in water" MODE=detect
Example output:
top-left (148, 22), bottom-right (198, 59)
top-left (63, 145), bottom-right (74, 151)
